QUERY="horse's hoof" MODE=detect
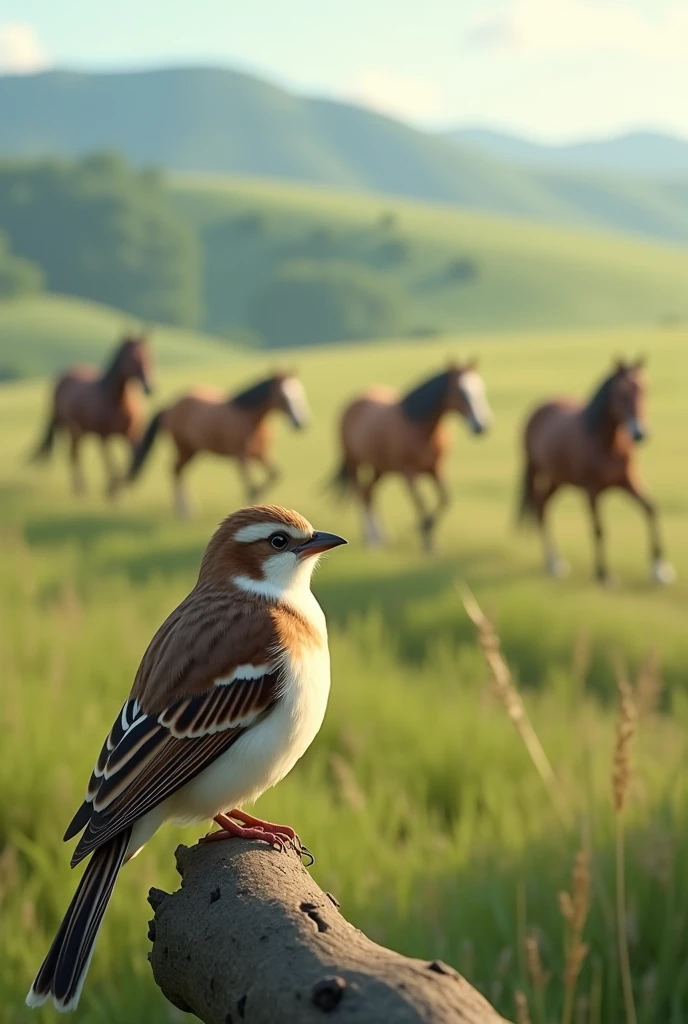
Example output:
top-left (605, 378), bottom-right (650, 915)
top-left (596, 570), bottom-right (615, 587)
top-left (652, 559), bottom-right (676, 585)
top-left (546, 558), bottom-right (569, 579)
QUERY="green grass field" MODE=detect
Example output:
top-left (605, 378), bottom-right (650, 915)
top-left (2, 323), bottom-right (688, 1023)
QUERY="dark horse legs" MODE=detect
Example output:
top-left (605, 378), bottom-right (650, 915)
top-left (534, 483), bottom-right (568, 577)
top-left (620, 478), bottom-right (675, 584)
top-left (237, 455), bottom-right (281, 503)
top-left (404, 470), bottom-right (450, 553)
top-left (69, 432), bottom-right (86, 496)
top-left (100, 439), bottom-right (121, 500)
top-left (360, 470), bottom-right (384, 547)
top-left (172, 447), bottom-right (195, 518)
top-left (586, 491), bottom-right (609, 583)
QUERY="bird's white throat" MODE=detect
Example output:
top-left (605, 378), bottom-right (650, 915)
top-left (234, 552), bottom-right (324, 624)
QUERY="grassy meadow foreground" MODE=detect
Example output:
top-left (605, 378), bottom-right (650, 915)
top-left (1, 326), bottom-right (688, 1023)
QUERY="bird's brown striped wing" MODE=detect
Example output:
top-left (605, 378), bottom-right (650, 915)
top-left (67, 668), bottom-right (282, 866)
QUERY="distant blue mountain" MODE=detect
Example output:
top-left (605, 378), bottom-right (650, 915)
top-left (446, 127), bottom-right (688, 177)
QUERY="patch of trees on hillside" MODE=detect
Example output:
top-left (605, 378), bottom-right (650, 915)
top-left (248, 261), bottom-right (405, 347)
top-left (0, 155), bottom-right (482, 349)
top-left (0, 232), bottom-right (43, 300)
top-left (0, 153), bottom-right (200, 326)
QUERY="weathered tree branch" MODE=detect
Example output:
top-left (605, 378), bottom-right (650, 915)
top-left (147, 841), bottom-right (510, 1023)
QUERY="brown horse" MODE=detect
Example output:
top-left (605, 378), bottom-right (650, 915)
top-left (332, 361), bottom-right (491, 551)
top-left (127, 372), bottom-right (310, 516)
top-left (519, 357), bottom-right (674, 584)
top-left (31, 334), bottom-right (154, 497)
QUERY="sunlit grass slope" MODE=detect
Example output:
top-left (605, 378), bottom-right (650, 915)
top-left (0, 294), bottom-right (225, 377)
top-left (1, 324), bottom-right (688, 1022)
top-left (171, 174), bottom-right (688, 335)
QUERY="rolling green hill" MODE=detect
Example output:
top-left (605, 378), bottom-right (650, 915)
top-left (3, 180), bottom-right (688, 375)
top-left (170, 175), bottom-right (688, 337)
top-left (3, 67), bottom-right (688, 244)
top-left (0, 294), bottom-right (226, 378)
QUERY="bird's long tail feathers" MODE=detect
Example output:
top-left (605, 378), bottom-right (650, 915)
top-left (26, 829), bottom-right (131, 1013)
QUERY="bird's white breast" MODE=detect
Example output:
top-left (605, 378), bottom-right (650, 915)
top-left (167, 606), bottom-right (330, 823)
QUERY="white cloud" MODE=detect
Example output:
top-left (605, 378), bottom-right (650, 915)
top-left (0, 23), bottom-right (50, 74)
top-left (466, 0), bottom-right (688, 59)
top-left (347, 69), bottom-right (440, 123)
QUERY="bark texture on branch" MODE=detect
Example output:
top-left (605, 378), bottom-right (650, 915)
top-left (147, 841), bottom-right (510, 1024)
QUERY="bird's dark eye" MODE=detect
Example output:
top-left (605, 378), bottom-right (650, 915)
top-left (269, 532), bottom-right (289, 550)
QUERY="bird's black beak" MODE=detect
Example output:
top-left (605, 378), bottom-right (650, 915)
top-left (294, 531), bottom-right (347, 558)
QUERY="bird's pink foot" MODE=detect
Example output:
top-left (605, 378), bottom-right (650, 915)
top-left (200, 810), bottom-right (314, 864)
top-left (201, 818), bottom-right (287, 849)
top-left (201, 810), bottom-right (294, 851)
top-left (227, 807), bottom-right (297, 841)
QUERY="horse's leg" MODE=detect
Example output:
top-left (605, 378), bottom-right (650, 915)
top-left (403, 473), bottom-right (434, 552)
top-left (361, 470), bottom-right (384, 547)
top-left (253, 454), bottom-right (282, 500)
top-left (620, 477), bottom-right (675, 584)
top-left (69, 431), bottom-right (86, 496)
top-left (427, 466), bottom-right (451, 543)
top-left (237, 457), bottom-right (261, 503)
top-left (172, 447), bottom-right (195, 519)
top-left (100, 438), bottom-right (121, 500)
top-left (586, 490), bottom-right (610, 584)
top-left (535, 484), bottom-right (567, 577)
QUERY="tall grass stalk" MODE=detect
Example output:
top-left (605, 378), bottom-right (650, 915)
top-left (515, 990), bottom-right (533, 1024)
top-left (459, 583), bottom-right (573, 828)
top-left (613, 661), bottom-right (638, 1024)
top-left (559, 849), bottom-right (591, 1024)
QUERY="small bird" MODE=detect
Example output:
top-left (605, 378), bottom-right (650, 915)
top-left (27, 505), bottom-right (346, 1013)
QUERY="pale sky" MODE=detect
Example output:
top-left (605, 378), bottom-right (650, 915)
top-left (2, 0), bottom-right (688, 142)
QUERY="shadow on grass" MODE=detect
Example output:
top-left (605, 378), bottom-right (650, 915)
top-left (106, 540), bottom-right (207, 584)
top-left (316, 545), bottom-right (541, 661)
top-left (100, 537), bottom-right (611, 690)
top-left (24, 511), bottom-right (156, 550)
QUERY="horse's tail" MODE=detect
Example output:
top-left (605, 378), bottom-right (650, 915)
top-left (517, 460), bottom-right (537, 525)
top-left (128, 410), bottom-right (164, 483)
top-left (326, 457), bottom-right (358, 498)
top-left (30, 411), bottom-right (59, 463)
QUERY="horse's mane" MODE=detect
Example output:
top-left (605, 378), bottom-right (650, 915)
top-left (583, 372), bottom-right (618, 433)
top-left (100, 339), bottom-right (131, 383)
top-left (400, 370), bottom-right (450, 421)
top-left (230, 376), bottom-right (275, 408)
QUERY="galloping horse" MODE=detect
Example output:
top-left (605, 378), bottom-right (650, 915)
top-left (31, 334), bottom-right (153, 497)
top-left (332, 361), bottom-right (491, 551)
top-left (519, 357), bottom-right (674, 584)
top-left (127, 372), bottom-right (310, 516)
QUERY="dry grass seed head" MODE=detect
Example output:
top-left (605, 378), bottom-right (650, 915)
top-left (514, 990), bottom-right (532, 1024)
top-left (612, 660), bottom-right (637, 814)
top-left (525, 932), bottom-right (550, 992)
top-left (560, 849), bottom-right (591, 992)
